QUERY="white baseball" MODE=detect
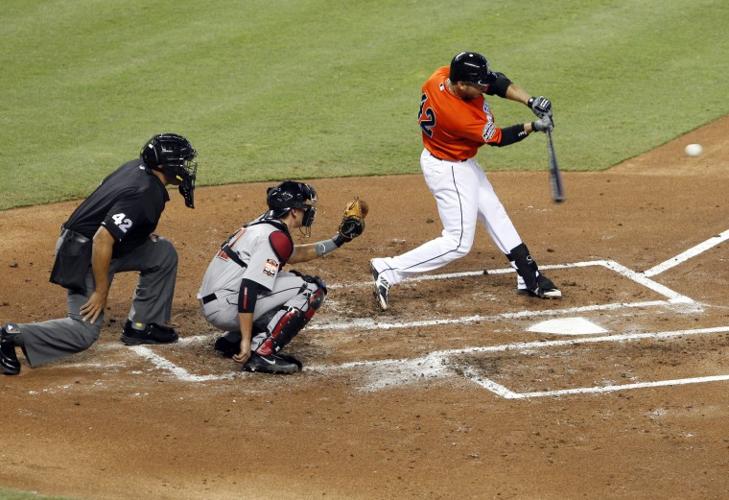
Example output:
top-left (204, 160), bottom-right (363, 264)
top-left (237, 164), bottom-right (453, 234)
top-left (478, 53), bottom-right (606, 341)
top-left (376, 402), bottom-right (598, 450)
top-left (685, 143), bottom-right (703, 157)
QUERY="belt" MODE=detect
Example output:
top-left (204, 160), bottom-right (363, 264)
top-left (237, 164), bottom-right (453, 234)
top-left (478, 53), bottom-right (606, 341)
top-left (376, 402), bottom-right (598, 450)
top-left (201, 293), bottom-right (217, 305)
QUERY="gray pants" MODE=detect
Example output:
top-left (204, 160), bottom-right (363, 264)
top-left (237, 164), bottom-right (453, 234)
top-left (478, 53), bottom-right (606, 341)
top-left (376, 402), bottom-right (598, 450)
top-left (200, 271), bottom-right (309, 332)
top-left (17, 236), bottom-right (178, 367)
top-left (201, 271), bottom-right (319, 348)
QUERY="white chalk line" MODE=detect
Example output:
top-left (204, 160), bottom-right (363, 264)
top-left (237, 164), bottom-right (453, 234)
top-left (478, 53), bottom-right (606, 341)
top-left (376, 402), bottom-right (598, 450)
top-left (312, 325), bottom-right (729, 398)
top-left (329, 259), bottom-right (696, 304)
top-left (643, 228), bottom-right (729, 277)
top-left (309, 299), bottom-right (674, 332)
top-left (310, 325), bottom-right (729, 371)
top-left (130, 346), bottom-right (235, 382)
top-left (123, 258), bottom-right (701, 382)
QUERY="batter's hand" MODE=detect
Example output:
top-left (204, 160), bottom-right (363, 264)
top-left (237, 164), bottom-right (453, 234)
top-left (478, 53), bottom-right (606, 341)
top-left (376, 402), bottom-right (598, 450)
top-left (528, 96), bottom-right (552, 117)
top-left (532, 115), bottom-right (554, 133)
top-left (80, 290), bottom-right (109, 323)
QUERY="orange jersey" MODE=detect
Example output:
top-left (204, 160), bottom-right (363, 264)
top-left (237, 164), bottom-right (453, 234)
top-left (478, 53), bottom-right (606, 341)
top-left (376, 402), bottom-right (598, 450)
top-left (418, 66), bottom-right (502, 161)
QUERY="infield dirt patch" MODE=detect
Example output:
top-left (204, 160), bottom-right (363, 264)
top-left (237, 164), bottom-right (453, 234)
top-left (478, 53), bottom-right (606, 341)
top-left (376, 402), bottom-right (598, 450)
top-left (1, 116), bottom-right (729, 499)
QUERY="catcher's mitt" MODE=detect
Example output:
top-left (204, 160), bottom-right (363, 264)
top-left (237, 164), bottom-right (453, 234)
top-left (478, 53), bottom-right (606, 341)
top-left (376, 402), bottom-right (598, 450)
top-left (338, 198), bottom-right (368, 241)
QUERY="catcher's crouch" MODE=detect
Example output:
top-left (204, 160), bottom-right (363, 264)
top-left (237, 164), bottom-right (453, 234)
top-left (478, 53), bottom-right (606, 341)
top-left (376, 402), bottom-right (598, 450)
top-left (198, 180), bottom-right (366, 374)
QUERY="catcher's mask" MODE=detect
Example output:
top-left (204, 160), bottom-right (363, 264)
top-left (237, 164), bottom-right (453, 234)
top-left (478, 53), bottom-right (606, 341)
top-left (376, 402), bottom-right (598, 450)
top-left (141, 133), bottom-right (198, 208)
top-left (266, 181), bottom-right (318, 232)
top-left (449, 51), bottom-right (496, 87)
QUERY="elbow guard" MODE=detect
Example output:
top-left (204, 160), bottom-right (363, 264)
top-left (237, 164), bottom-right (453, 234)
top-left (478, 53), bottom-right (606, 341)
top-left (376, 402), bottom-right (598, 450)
top-left (485, 72), bottom-right (512, 98)
top-left (491, 124), bottom-right (528, 147)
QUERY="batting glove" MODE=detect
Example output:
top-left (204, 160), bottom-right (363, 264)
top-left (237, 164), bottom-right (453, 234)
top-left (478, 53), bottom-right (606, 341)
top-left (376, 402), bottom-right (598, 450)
top-left (532, 115), bottom-right (554, 133)
top-left (528, 96), bottom-right (552, 117)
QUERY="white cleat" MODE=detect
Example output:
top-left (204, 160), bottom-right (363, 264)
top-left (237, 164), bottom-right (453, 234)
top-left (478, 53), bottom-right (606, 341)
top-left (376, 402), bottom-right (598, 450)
top-left (369, 260), bottom-right (390, 311)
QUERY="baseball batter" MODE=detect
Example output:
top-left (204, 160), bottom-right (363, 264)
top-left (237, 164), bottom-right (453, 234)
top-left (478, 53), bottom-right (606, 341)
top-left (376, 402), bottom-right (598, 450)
top-left (1, 134), bottom-right (198, 376)
top-left (198, 181), bottom-right (366, 374)
top-left (369, 51), bottom-right (560, 310)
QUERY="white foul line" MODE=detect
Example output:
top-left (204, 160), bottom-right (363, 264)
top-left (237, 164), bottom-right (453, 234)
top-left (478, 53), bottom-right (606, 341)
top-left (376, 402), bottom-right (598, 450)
top-left (643, 228), bottom-right (729, 277)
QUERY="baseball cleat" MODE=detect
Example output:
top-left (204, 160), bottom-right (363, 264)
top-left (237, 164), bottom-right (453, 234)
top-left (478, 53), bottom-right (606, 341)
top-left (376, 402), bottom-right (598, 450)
top-left (242, 352), bottom-right (301, 374)
top-left (369, 260), bottom-right (390, 311)
top-left (518, 274), bottom-right (562, 299)
top-left (1, 324), bottom-right (21, 376)
top-left (120, 320), bottom-right (179, 345)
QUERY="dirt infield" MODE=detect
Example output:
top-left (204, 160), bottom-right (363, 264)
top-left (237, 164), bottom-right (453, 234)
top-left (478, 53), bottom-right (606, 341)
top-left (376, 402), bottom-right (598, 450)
top-left (2, 116), bottom-right (729, 499)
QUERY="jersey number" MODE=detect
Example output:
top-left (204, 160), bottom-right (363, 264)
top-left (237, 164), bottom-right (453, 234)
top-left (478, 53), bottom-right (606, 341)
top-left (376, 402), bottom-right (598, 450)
top-left (111, 213), bottom-right (133, 233)
top-left (418, 93), bottom-right (436, 137)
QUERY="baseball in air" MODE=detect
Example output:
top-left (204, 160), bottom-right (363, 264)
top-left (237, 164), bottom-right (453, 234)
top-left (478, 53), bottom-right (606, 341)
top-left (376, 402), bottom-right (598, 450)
top-left (684, 143), bottom-right (703, 157)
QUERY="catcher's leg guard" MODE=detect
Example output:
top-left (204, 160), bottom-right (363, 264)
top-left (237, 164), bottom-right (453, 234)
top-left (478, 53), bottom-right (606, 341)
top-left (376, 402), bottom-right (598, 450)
top-left (252, 281), bottom-right (326, 356)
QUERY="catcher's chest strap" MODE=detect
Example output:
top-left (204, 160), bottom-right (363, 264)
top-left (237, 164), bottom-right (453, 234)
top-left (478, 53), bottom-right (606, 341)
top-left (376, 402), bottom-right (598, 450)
top-left (221, 245), bottom-right (249, 270)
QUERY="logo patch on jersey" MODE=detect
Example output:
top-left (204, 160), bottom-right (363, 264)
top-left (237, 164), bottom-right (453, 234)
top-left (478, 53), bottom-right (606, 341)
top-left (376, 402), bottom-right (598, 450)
top-left (263, 259), bottom-right (279, 277)
top-left (482, 121), bottom-right (496, 141)
top-left (481, 102), bottom-right (495, 140)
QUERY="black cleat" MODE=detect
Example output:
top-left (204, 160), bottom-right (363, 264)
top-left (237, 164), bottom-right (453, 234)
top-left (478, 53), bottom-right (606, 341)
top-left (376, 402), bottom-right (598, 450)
top-left (120, 320), bottom-right (179, 345)
top-left (1, 324), bottom-right (21, 376)
top-left (369, 260), bottom-right (390, 311)
top-left (242, 352), bottom-right (301, 374)
top-left (518, 274), bottom-right (562, 299)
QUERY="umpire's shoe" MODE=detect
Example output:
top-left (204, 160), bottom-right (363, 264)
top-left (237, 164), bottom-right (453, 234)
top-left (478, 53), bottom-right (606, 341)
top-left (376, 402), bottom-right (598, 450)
top-left (1, 323), bottom-right (21, 376)
top-left (121, 320), bottom-right (179, 345)
top-left (369, 259), bottom-right (390, 311)
top-left (519, 274), bottom-right (562, 299)
top-left (242, 352), bottom-right (301, 374)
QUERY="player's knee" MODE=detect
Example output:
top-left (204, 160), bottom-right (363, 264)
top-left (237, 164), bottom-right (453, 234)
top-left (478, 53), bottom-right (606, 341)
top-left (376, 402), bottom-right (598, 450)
top-left (305, 281), bottom-right (326, 313)
top-left (72, 318), bottom-right (101, 348)
top-left (154, 237), bottom-right (178, 271)
top-left (443, 233), bottom-right (473, 259)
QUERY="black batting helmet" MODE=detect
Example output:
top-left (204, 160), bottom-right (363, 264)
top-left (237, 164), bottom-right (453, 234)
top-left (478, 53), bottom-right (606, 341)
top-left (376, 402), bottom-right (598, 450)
top-left (449, 51), bottom-right (495, 86)
top-left (141, 133), bottom-right (198, 208)
top-left (266, 180), bottom-right (318, 227)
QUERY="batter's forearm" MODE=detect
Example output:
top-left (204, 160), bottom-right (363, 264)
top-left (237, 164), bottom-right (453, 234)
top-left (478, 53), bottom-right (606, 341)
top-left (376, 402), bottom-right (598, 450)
top-left (504, 83), bottom-right (531, 105)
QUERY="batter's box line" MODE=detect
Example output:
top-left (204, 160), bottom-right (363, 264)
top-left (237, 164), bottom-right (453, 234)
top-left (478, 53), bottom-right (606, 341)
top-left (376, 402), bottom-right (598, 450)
top-left (313, 259), bottom-right (699, 333)
top-left (311, 325), bottom-right (729, 398)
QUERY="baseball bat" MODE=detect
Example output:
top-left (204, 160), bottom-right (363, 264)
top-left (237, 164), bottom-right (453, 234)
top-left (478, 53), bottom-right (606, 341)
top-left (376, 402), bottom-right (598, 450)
top-left (546, 128), bottom-right (564, 202)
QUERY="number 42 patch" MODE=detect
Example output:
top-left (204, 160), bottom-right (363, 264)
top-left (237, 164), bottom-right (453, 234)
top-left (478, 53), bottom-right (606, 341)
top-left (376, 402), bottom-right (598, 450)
top-left (111, 213), bottom-right (133, 233)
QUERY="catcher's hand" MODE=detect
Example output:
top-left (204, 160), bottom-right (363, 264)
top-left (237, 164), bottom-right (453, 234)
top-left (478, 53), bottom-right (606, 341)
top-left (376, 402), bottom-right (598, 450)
top-left (338, 198), bottom-right (368, 241)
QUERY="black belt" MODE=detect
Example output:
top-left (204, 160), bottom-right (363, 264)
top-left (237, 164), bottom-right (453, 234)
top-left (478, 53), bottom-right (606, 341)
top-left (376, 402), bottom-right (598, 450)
top-left (202, 293), bottom-right (217, 305)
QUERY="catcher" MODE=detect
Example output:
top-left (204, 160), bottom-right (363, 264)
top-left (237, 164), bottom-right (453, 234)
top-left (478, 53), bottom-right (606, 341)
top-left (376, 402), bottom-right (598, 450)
top-left (197, 180), bottom-right (367, 374)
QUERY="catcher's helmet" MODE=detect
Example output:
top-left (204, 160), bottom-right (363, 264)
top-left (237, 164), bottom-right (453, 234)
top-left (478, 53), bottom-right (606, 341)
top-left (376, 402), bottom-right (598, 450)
top-left (266, 180), bottom-right (318, 227)
top-left (449, 51), bottom-right (495, 86)
top-left (141, 133), bottom-right (198, 208)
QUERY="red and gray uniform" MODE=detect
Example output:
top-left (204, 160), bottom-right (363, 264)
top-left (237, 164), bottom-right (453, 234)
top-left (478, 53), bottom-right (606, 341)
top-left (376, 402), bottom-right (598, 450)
top-left (198, 218), bottom-right (325, 355)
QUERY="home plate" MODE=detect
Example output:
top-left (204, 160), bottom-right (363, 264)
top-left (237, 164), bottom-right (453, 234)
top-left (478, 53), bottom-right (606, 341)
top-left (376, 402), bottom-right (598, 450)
top-left (527, 317), bottom-right (608, 335)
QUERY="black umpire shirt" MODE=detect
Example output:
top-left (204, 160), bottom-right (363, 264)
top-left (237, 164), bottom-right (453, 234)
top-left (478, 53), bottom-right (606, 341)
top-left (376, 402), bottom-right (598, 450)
top-left (64, 159), bottom-right (170, 257)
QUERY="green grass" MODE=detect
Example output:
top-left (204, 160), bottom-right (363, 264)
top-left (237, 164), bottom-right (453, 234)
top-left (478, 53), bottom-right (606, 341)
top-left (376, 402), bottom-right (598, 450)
top-left (0, 488), bottom-right (71, 500)
top-left (1, 0), bottom-right (728, 209)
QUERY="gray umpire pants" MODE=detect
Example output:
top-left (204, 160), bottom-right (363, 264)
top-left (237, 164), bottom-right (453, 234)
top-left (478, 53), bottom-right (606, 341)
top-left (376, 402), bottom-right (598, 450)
top-left (200, 271), bottom-right (312, 344)
top-left (16, 235), bottom-right (178, 367)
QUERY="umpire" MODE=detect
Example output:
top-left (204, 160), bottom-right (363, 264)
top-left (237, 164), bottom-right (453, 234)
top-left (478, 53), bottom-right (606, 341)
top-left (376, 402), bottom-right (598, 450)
top-left (1, 133), bottom-right (198, 376)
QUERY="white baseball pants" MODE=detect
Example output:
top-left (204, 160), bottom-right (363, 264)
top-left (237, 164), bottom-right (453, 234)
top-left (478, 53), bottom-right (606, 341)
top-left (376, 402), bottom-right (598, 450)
top-left (372, 149), bottom-right (523, 286)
